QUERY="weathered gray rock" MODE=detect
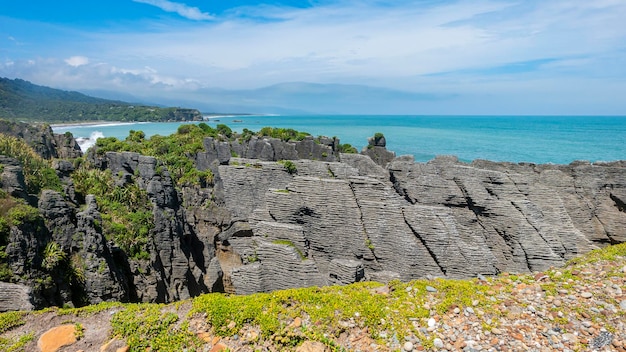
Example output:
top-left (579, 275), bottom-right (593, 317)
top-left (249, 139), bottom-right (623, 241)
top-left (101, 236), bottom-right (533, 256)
top-left (328, 259), bottom-right (364, 285)
top-left (53, 132), bottom-right (82, 159)
top-left (76, 195), bottom-right (129, 303)
top-left (0, 282), bottom-right (34, 312)
top-left (361, 146), bottom-right (395, 167)
top-left (230, 242), bottom-right (325, 294)
top-left (0, 120), bottom-right (82, 160)
top-left (0, 156), bottom-right (28, 199)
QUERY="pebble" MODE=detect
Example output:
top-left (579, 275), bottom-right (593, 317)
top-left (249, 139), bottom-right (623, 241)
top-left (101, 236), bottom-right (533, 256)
top-left (426, 286), bottom-right (437, 292)
top-left (581, 292), bottom-right (593, 299)
top-left (453, 307), bottom-right (461, 314)
top-left (433, 338), bottom-right (444, 349)
top-left (403, 341), bottom-right (414, 351)
top-left (428, 318), bottom-right (437, 328)
top-left (465, 307), bottom-right (474, 314)
top-left (620, 300), bottom-right (626, 311)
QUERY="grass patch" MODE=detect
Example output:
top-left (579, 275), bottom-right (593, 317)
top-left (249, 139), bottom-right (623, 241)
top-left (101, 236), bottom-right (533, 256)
top-left (111, 304), bottom-right (203, 351)
top-left (0, 332), bottom-right (35, 352)
top-left (567, 242), bottom-right (626, 266)
top-left (0, 311), bottom-right (27, 334)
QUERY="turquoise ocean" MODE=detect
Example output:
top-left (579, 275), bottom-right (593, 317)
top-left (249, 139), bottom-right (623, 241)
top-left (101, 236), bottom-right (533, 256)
top-left (52, 115), bottom-right (626, 164)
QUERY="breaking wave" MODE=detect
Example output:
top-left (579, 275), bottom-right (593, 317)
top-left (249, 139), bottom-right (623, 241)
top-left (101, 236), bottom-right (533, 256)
top-left (75, 131), bottom-right (105, 152)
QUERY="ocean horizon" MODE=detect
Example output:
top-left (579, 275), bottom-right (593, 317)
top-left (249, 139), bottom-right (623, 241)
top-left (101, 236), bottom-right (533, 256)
top-left (52, 115), bottom-right (626, 165)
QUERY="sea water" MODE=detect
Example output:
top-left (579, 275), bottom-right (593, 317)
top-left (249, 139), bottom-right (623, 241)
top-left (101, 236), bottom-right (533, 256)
top-left (52, 115), bottom-right (626, 164)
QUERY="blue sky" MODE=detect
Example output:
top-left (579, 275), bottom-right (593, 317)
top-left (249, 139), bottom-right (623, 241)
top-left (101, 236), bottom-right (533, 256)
top-left (1, 0), bottom-right (626, 114)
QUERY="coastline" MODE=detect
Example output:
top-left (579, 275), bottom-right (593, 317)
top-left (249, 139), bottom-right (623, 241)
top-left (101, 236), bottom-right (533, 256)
top-left (50, 121), bottom-right (136, 128)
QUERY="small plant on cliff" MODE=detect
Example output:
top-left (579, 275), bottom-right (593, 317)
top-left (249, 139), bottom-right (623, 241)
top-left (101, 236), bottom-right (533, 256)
top-left (42, 241), bottom-right (66, 271)
top-left (278, 160), bottom-right (297, 175)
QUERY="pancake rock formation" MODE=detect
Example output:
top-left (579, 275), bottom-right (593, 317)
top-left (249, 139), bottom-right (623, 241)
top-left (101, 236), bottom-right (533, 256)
top-left (0, 119), bottom-right (624, 309)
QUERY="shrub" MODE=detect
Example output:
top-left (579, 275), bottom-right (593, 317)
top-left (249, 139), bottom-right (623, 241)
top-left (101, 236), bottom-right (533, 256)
top-left (338, 143), bottom-right (357, 154)
top-left (42, 241), bottom-right (66, 271)
top-left (278, 160), bottom-right (297, 175)
top-left (258, 127), bottom-right (310, 142)
top-left (216, 124), bottom-right (233, 138)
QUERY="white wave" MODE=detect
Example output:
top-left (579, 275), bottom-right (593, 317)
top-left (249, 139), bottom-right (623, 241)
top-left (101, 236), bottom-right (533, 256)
top-left (76, 131), bottom-right (105, 152)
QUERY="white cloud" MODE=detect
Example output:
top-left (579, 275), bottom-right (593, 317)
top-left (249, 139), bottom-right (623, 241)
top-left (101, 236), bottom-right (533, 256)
top-left (2, 0), bottom-right (626, 113)
top-left (87, 0), bottom-right (624, 90)
top-left (133, 0), bottom-right (214, 21)
top-left (65, 56), bottom-right (89, 67)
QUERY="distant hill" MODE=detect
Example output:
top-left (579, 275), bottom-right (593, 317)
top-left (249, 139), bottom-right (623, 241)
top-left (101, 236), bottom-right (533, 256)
top-left (0, 77), bottom-right (202, 122)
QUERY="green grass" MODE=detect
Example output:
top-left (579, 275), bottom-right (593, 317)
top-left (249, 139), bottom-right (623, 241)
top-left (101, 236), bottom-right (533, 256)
top-left (0, 332), bottom-right (35, 352)
top-left (0, 312), bottom-right (27, 334)
top-left (111, 304), bottom-right (203, 351)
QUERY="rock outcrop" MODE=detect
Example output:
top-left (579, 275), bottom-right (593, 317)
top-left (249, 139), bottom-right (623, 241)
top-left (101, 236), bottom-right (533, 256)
top-left (0, 282), bottom-right (33, 312)
top-left (1, 122), bottom-right (625, 308)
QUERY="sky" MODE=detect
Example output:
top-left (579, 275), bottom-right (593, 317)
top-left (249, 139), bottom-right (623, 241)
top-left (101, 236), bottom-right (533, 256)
top-left (1, 0), bottom-right (626, 114)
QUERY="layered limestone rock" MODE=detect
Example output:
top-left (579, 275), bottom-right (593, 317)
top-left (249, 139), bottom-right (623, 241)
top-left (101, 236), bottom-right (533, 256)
top-left (2, 124), bottom-right (626, 305)
top-left (219, 153), bottom-right (625, 293)
top-left (0, 282), bottom-right (33, 312)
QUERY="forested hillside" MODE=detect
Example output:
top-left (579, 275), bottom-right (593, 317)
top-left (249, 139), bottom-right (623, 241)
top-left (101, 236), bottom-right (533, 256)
top-left (0, 77), bottom-right (202, 122)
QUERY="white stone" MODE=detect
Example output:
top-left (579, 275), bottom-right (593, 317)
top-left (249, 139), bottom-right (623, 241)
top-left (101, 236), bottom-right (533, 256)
top-left (426, 286), bottom-right (437, 292)
top-left (433, 338), bottom-right (444, 349)
top-left (581, 292), bottom-right (593, 299)
top-left (403, 341), bottom-right (414, 351)
top-left (620, 300), bottom-right (626, 311)
top-left (428, 318), bottom-right (436, 328)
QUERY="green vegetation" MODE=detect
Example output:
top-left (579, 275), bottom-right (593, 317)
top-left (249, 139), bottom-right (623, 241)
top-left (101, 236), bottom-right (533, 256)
top-left (0, 196), bottom-right (44, 281)
top-left (0, 134), bottom-right (62, 194)
top-left (337, 143), bottom-right (357, 154)
top-left (258, 127), bottom-right (311, 142)
top-left (94, 124), bottom-right (216, 187)
top-left (272, 239), bottom-right (306, 259)
top-left (0, 312), bottom-right (26, 334)
top-left (278, 160), bottom-right (298, 175)
top-left (72, 167), bottom-right (153, 259)
top-left (42, 241), bottom-right (67, 271)
top-left (0, 78), bottom-right (202, 123)
top-left (0, 332), bottom-right (34, 352)
top-left (0, 312), bottom-right (31, 351)
top-left (111, 304), bottom-right (203, 351)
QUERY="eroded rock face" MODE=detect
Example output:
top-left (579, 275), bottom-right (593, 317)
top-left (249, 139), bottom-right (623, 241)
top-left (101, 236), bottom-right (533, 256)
top-left (219, 154), bottom-right (626, 293)
top-left (2, 124), bottom-right (626, 306)
top-left (0, 120), bottom-right (82, 160)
